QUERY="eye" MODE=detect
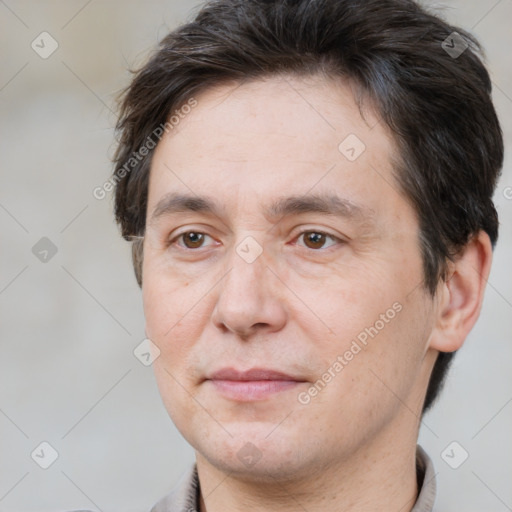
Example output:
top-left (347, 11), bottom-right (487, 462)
top-left (172, 231), bottom-right (216, 249)
top-left (169, 229), bottom-right (343, 252)
top-left (295, 230), bottom-right (341, 250)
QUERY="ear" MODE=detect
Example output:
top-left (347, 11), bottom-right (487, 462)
top-left (429, 231), bottom-right (493, 353)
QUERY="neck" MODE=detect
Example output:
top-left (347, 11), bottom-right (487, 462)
top-left (196, 421), bottom-right (421, 512)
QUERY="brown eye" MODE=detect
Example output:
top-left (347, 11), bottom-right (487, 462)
top-left (297, 231), bottom-right (338, 250)
top-left (180, 232), bottom-right (207, 249)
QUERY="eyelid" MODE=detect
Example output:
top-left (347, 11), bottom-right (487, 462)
top-left (291, 229), bottom-right (345, 250)
top-left (169, 230), bottom-right (218, 249)
top-left (169, 226), bottom-right (346, 251)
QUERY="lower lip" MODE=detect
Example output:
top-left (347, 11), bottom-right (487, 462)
top-left (208, 380), bottom-right (302, 401)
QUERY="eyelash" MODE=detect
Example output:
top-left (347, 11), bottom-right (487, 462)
top-left (169, 229), bottom-right (344, 252)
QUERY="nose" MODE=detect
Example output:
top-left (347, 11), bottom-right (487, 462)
top-left (211, 245), bottom-right (287, 339)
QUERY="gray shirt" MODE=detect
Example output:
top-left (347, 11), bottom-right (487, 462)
top-left (150, 444), bottom-right (438, 512)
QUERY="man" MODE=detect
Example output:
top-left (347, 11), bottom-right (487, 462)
top-left (112, 0), bottom-right (503, 510)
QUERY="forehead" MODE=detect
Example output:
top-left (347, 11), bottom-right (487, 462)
top-left (148, 74), bottom-right (408, 223)
top-left (157, 74), bottom-right (387, 159)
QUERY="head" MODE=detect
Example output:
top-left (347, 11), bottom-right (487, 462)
top-left (113, 0), bottom-right (502, 479)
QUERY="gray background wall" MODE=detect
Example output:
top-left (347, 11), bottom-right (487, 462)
top-left (0, 1), bottom-right (510, 511)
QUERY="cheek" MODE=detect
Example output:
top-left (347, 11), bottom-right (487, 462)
top-left (144, 270), bottom-right (206, 424)
top-left (142, 255), bottom-right (219, 381)
top-left (142, 251), bottom-right (196, 339)
top-left (152, 357), bottom-right (200, 435)
top-left (339, 294), bottom-right (432, 412)
top-left (290, 266), bottom-right (397, 345)
top-left (298, 268), bottom-right (426, 397)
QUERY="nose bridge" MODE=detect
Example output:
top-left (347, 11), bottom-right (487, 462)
top-left (212, 234), bottom-right (286, 336)
top-left (220, 236), bottom-right (267, 309)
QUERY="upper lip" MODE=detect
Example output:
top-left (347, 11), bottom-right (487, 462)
top-left (207, 367), bottom-right (305, 381)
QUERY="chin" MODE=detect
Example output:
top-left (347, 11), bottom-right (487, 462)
top-left (203, 448), bottom-right (308, 483)
top-left (193, 425), bottom-right (314, 482)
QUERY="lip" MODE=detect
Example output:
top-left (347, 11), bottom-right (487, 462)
top-left (208, 367), bottom-right (302, 381)
top-left (205, 367), bottom-right (307, 401)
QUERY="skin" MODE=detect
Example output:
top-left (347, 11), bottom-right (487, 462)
top-left (141, 74), bottom-right (492, 512)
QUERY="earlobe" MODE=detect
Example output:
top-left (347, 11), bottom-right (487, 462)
top-left (428, 231), bottom-right (493, 353)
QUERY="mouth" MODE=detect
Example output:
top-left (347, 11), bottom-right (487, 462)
top-left (205, 367), bottom-right (308, 402)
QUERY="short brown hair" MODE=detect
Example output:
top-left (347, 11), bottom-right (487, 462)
top-left (112, 0), bottom-right (503, 413)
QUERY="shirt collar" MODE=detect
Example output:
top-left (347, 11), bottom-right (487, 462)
top-left (150, 444), bottom-right (437, 512)
top-left (411, 445), bottom-right (437, 512)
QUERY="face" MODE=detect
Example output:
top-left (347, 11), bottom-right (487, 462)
top-left (142, 75), bottom-right (438, 481)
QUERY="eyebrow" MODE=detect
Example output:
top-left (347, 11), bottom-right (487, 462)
top-left (149, 192), bottom-right (373, 225)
